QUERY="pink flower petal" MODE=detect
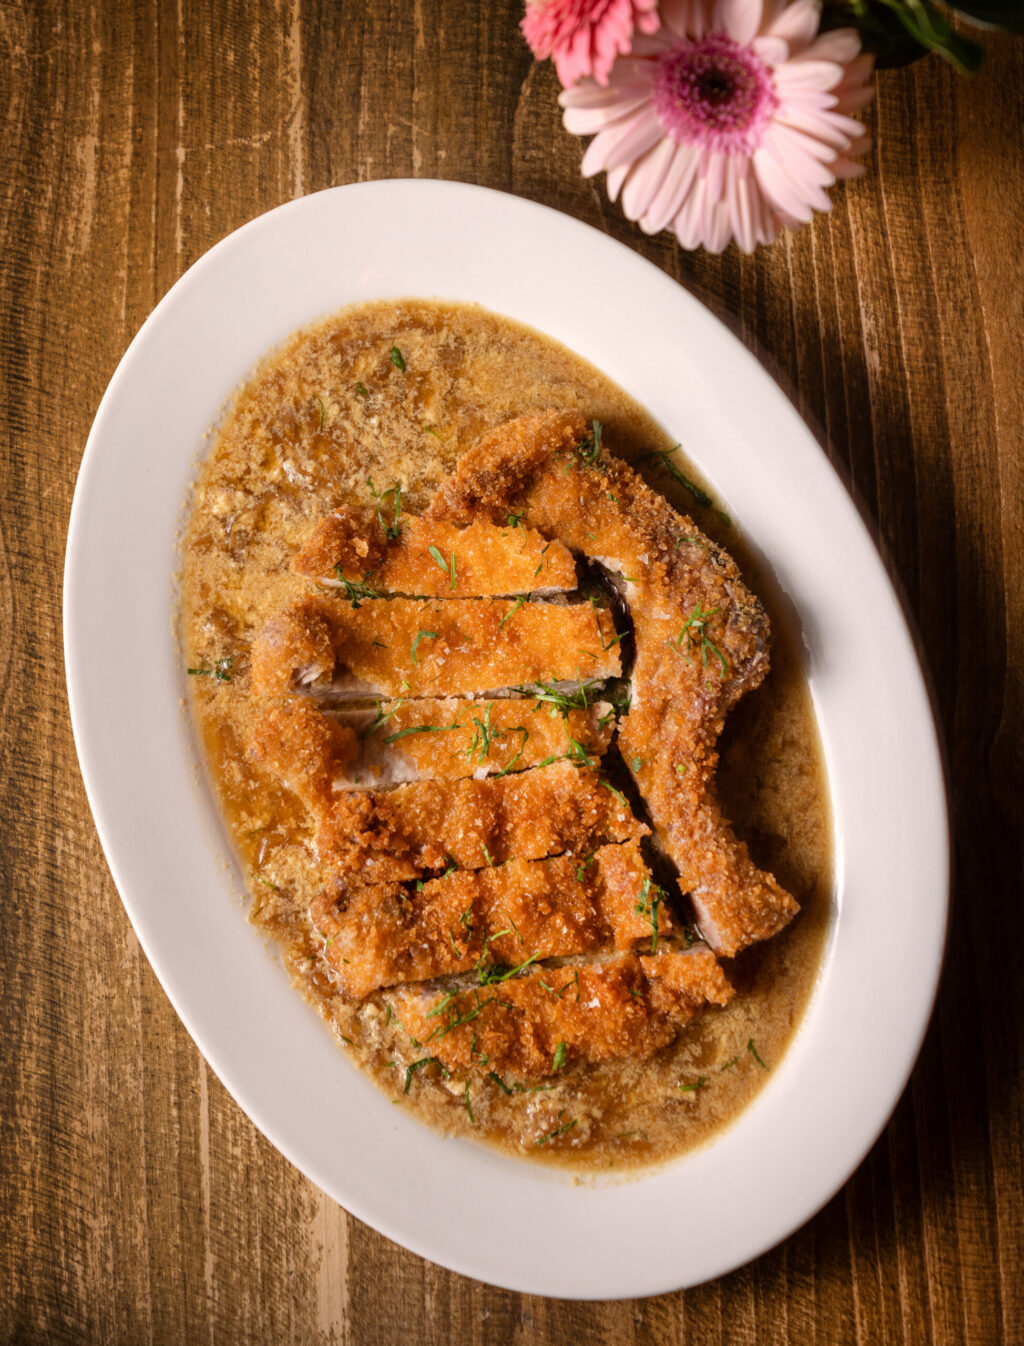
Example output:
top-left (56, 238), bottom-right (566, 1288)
top-left (753, 35), bottom-right (790, 67)
top-left (606, 161), bottom-right (631, 201)
top-left (580, 108), bottom-right (650, 175)
top-left (713, 0), bottom-right (763, 46)
top-left (602, 107), bottom-right (665, 171)
top-left (559, 81), bottom-right (651, 110)
top-left (621, 136), bottom-right (677, 219)
top-left (774, 59), bottom-right (844, 91)
top-left (753, 147), bottom-right (817, 221)
top-left (562, 95), bottom-right (652, 136)
top-left (640, 145), bottom-right (701, 233)
top-left (799, 27), bottom-right (862, 66)
top-left (766, 0), bottom-right (821, 51)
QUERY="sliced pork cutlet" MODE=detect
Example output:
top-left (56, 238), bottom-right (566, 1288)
top-left (316, 759), bottom-right (647, 883)
top-left (250, 593), bottom-right (621, 700)
top-left (309, 842), bottom-right (672, 999)
top-left (251, 696), bottom-right (613, 800)
top-left (425, 411), bottom-right (798, 958)
top-left (292, 506), bottom-right (577, 597)
top-left (391, 947), bottom-right (734, 1083)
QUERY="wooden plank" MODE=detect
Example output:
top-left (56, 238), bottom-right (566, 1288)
top-left (0, 0), bottom-right (1021, 1339)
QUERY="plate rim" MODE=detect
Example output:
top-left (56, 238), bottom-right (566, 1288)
top-left (64, 178), bottom-right (949, 1299)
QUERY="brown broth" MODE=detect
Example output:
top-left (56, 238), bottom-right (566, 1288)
top-left (180, 298), bottom-right (833, 1172)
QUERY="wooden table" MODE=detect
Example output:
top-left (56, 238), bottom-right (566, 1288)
top-left (2, 2), bottom-right (1021, 1339)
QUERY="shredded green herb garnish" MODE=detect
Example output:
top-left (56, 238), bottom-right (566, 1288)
top-left (390, 345), bottom-right (406, 371)
top-left (634, 876), bottom-right (663, 953)
top-left (535, 1112), bottom-right (578, 1145)
top-left (384, 1002), bottom-right (392, 1026)
top-left (671, 600), bottom-right (728, 676)
top-left (333, 568), bottom-right (382, 608)
top-left (635, 445), bottom-right (713, 509)
top-left (367, 478), bottom-right (403, 540)
top-left (559, 969), bottom-right (581, 1002)
top-left (719, 1056), bottom-right (740, 1072)
top-left (187, 657), bottom-right (233, 682)
top-left (599, 779), bottom-right (628, 808)
top-left (552, 1041), bottom-right (567, 1073)
top-left (533, 541), bottom-right (551, 577)
top-left (576, 419), bottom-right (603, 466)
top-left (678, 1076), bottom-right (707, 1093)
top-left (481, 841), bottom-right (494, 867)
top-left (423, 424), bottom-right (441, 439)
top-left (403, 1056), bottom-right (447, 1093)
top-left (410, 629), bottom-right (438, 666)
top-left (355, 381), bottom-right (369, 397)
top-left (575, 851), bottom-right (597, 883)
top-left (316, 396), bottom-right (326, 428)
top-left (631, 756), bottom-right (646, 772)
top-left (514, 679), bottom-right (605, 717)
top-left (499, 596), bottom-right (525, 630)
top-left (488, 1071), bottom-right (513, 1095)
top-left (747, 1038), bottom-right (768, 1069)
top-left (427, 545), bottom-right (457, 590)
top-left (381, 719), bottom-right (461, 744)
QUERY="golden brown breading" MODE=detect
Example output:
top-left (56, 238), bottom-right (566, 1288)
top-left (425, 411), bottom-right (797, 958)
top-left (250, 696), bottom-right (613, 796)
top-left (293, 507), bottom-right (577, 596)
top-left (391, 948), bottom-right (733, 1082)
top-left (309, 842), bottom-right (671, 999)
top-left (315, 759), bottom-right (647, 882)
top-left (250, 593), bottom-right (621, 700)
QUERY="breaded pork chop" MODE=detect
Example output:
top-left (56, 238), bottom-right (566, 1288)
top-left (292, 507), bottom-right (577, 596)
top-left (425, 411), bottom-right (799, 957)
top-left (250, 593), bottom-right (621, 700)
top-left (315, 758), bottom-right (647, 882)
top-left (391, 947), bottom-right (734, 1083)
top-left (251, 696), bottom-right (613, 799)
top-left (309, 842), bottom-right (671, 999)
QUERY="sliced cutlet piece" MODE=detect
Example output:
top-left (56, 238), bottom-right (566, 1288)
top-left (251, 696), bottom-right (613, 797)
top-left (316, 759), bottom-right (647, 882)
top-left (426, 411), bottom-right (798, 958)
top-left (250, 594), bottom-right (621, 700)
top-left (391, 947), bottom-right (733, 1083)
top-left (292, 506), bottom-right (577, 597)
top-left (309, 842), bottom-right (671, 999)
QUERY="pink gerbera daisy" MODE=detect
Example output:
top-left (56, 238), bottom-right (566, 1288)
top-left (522, 0), bottom-right (662, 87)
top-left (559, 0), bottom-right (875, 252)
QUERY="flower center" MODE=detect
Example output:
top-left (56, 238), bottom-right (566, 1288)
top-left (651, 33), bottom-right (777, 155)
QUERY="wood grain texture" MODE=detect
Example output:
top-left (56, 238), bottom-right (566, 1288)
top-left (1, 1), bottom-right (1021, 1340)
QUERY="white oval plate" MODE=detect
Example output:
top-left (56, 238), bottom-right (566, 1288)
top-left (64, 180), bottom-right (947, 1299)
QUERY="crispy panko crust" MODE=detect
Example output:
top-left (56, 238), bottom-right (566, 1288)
top-left (250, 593), bottom-right (621, 699)
top-left (309, 842), bottom-right (671, 999)
top-left (392, 948), bottom-right (734, 1082)
top-left (250, 697), bottom-right (613, 794)
top-left (426, 411), bottom-right (798, 957)
top-left (315, 759), bottom-right (647, 882)
top-left (293, 507), bottom-right (577, 596)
